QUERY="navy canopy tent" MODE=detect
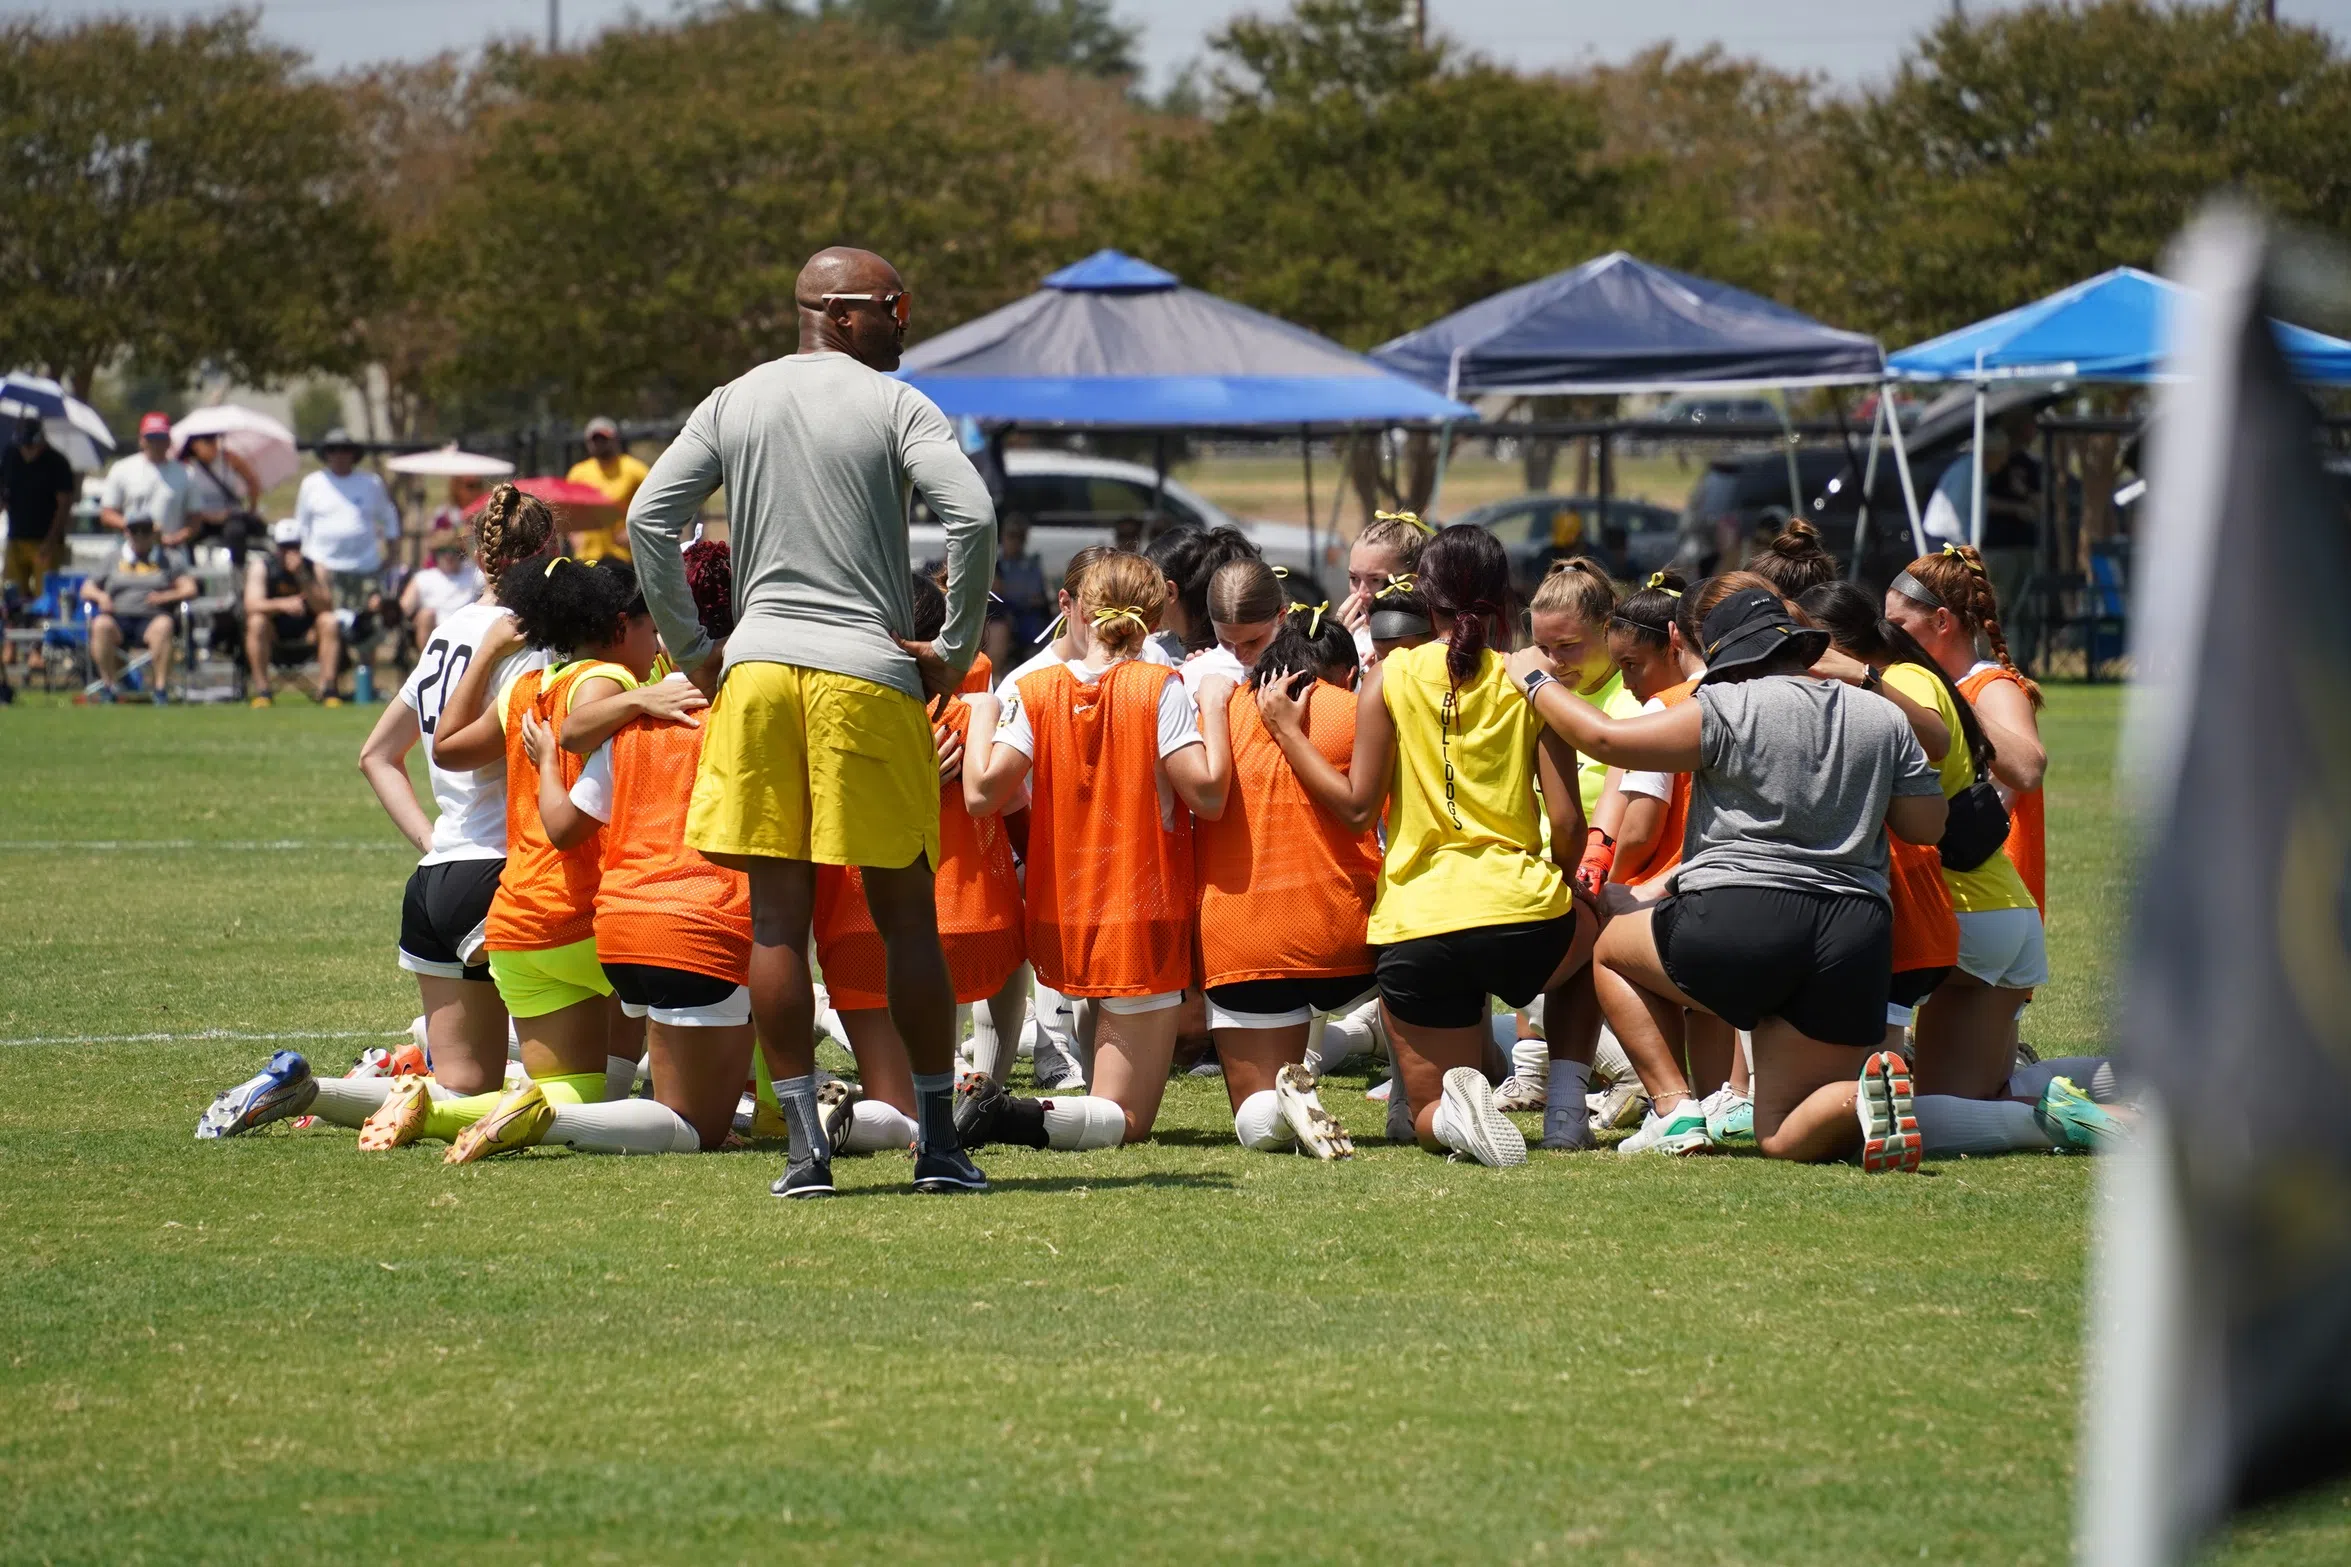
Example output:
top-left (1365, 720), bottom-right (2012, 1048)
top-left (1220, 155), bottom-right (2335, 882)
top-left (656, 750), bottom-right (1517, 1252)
top-left (897, 250), bottom-right (1474, 428)
top-left (1369, 251), bottom-right (1885, 399)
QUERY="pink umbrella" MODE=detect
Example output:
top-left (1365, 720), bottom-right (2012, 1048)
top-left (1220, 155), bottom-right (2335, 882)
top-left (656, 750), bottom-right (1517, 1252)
top-left (464, 475), bottom-right (618, 513)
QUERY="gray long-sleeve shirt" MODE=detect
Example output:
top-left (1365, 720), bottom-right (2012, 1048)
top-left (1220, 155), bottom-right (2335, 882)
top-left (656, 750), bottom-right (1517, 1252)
top-left (627, 351), bottom-right (995, 702)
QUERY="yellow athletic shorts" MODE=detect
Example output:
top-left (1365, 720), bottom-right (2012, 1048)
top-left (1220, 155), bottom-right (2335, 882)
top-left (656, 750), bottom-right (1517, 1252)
top-left (685, 661), bottom-right (940, 871)
top-left (5, 539), bottom-right (47, 597)
top-left (486, 937), bottom-right (612, 1019)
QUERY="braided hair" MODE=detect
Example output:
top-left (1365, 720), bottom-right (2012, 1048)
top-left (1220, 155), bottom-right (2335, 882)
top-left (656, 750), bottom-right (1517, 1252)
top-left (473, 483), bottom-right (556, 591)
top-left (1903, 544), bottom-right (2043, 707)
top-left (1417, 523), bottom-right (1513, 688)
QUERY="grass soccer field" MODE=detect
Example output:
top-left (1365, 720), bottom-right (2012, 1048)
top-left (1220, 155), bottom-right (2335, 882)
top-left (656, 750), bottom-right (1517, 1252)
top-left (3, 683), bottom-right (2347, 1564)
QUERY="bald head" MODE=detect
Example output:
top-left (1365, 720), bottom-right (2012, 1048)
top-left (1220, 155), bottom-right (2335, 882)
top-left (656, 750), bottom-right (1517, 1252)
top-left (794, 246), bottom-right (910, 370)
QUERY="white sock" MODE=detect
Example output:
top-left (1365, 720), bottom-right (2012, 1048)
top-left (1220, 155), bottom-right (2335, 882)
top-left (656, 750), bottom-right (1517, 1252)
top-left (2004, 1057), bottom-right (2115, 1103)
top-left (1429, 1097), bottom-right (1470, 1155)
top-left (547, 1097), bottom-right (701, 1154)
top-left (841, 1099), bottom-right (918, 1154)
top-left (1042, 1094), bottom-right (1127, 1150)
top-left (970, 996), bottom-right (1010, 1081)
top-left (602, 1054), bottom-right (638, 1101)
top-left (1912, 1094), bottom-right (2055, 1157)
top-left (1309, 1013), bottom-right (1364, 1075)
top-left (1233, 1089), bottom-right (1292, 1151)
top-left (1510, 1033), bottom-right (1549, 1084)
top-left (308, 1075), bottom-right (395, 1127)
top-left (811, 983), bottom-right (844, 1046)
top-left (1590, 1028), bottom-right (1635, 1088)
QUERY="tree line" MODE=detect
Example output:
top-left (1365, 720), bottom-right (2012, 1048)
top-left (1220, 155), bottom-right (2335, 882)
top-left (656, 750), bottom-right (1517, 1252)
top-left (4, 0), bottom-right (2348, 440)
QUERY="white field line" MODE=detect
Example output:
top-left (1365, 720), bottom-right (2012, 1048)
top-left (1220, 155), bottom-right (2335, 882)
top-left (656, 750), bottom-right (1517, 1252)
top-left (0, 839), bottom-right (406, 852)
top-left (0, 1028), bottom-right (409, 1048)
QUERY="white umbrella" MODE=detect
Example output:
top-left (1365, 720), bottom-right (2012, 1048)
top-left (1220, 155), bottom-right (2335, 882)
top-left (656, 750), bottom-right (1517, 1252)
top-left (0, 372), bottom-right (117, 471)
top-left (386, 444), bottom-right (515, 478)
top-left (172, 404), bottom-right (300, 492)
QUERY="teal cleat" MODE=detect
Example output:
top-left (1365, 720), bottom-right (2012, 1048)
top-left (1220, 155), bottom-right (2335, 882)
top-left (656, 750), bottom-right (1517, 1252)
top-left (2035, 1076), bottom-right (2126, 1152)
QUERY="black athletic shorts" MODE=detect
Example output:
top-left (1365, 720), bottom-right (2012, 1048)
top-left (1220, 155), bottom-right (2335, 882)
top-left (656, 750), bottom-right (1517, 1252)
top-left (1888, 965), bottom-right (1952, 1012)
top-left (398, 858), bottom-right (503, 981)
top-left (601, 962), bottom-right (741, 1012)
top-left (1204, 974), bottom-right (1378, 1025)
top-left (1375, 912), bottom-right (1584, 1030)
top-left (1653, 885), bottom-right (1891, 1048)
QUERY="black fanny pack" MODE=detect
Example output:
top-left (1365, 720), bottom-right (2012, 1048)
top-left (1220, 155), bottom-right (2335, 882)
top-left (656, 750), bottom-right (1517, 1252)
top-left (1936, 774), bottom-right (2012, 874)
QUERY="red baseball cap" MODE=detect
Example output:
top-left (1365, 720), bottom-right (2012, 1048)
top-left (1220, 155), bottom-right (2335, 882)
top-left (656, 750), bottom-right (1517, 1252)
top-left (139, 411), bottom-right (171, 438)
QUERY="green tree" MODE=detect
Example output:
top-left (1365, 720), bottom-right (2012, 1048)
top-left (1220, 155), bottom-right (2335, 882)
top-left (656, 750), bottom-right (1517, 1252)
top-left (431, 12), bottom-right (1094, 419)
top-left (1811, 0), bottom-right (2351, 345)
top-left (0, 13), bottom-right (383, 395)
top-left (806, 0), bottom-right (1139, 76)
top-left (1108, 0), bottom-right (1623, 352)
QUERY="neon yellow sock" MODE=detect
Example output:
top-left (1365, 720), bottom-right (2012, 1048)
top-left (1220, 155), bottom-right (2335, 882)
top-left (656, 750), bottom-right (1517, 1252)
top-left (534, 1072), bottom-right (606, 1107)
top-left (754, 1048), bottom-right (778, 1111)
top-left (422, 1090), bottom-right (502, 1143)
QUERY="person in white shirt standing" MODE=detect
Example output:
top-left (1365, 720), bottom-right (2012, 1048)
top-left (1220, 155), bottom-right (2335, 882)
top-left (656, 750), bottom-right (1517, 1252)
top-left (97, 412), bottom-right (190, 538)
top-left (293, 428), bottom-right (401, 698)
top-left (399, 524), bottom-right (486, 654)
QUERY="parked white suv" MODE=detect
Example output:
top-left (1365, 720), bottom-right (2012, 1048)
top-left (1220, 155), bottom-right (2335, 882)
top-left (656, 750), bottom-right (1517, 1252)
top-left (909, 449), bottom-right (1337, 591)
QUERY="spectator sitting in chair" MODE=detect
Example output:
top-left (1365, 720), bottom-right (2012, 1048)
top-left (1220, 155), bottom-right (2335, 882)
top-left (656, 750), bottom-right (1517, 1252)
top-left (245, 519), bottom-right (338, 707)
top-left (173, 431), bottom-right (264, 570)
top-left (293, 428), bottom-right (398, 697)
top-left (82, 516), bottom-right (196, 701)
top-left (397, 525), bottom-right (483, 652)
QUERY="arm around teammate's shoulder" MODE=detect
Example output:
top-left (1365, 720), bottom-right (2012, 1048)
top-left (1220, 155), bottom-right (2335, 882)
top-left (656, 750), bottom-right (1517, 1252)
top-left (1260, 660), bottom-right (1390, 835)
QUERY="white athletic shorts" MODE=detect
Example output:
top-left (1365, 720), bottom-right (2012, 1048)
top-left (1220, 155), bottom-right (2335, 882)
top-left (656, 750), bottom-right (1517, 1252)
top-left (617, 984), bottom-right (753, 1029)
top-left (1954, 907), bottom-right (2049, 990)
top-left (1096, 989), bottom-right (1185, 1016)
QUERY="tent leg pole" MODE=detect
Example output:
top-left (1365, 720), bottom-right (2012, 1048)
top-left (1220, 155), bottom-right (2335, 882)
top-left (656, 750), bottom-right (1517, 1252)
top-left (1883, 389), bottom-right (1927, 559)
top-left (1970, 366), bottom-right (1987, 551)
top-left (1300, 425), bottom-right (1315, 579)
top-left (1425, 420), bottom-right (1457, 520)
top-left (1775, 387), bottom-right (1802, 521)
top-left (1852, 396), bottom-right (1885, 582)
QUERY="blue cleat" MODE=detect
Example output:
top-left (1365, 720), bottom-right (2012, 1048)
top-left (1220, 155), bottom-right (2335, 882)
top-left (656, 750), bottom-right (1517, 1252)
top-left (194, 1050), bottom-right (318, 1140)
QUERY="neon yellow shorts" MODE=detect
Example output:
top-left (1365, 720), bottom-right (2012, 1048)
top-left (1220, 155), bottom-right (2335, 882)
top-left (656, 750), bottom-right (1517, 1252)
top-left (685, 661), bottom-right (940, 870)
top-left (486, 937), bottom-right (612, 1019)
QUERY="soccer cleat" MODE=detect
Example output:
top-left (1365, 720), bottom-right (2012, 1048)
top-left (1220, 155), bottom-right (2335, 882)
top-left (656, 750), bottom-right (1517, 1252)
top-left (1856, 1051), bottom-right (1923, 1173)
top-left (195, 1050), bottom-right (317, 1139)
top-left (1616, 1098), bottom-right (1711, 1157)
top-left (1491, 1073), bottom-right (1547, 1113)
top-left (443, 1080), bottom-right (554, 1165)
top-left (818, 1078), bottom-right (862, 1155)
top-left (358, 1073), bottom-right (436, 1151)
top-left (293, 1045), bottom-right (393, 1130)
top-left (1276, 1064), bottom-right (1353, 1160)
top-left (912, 1144), bottom-right (989, 1193)
top-left (772, 1156), bottom-right (836, 1199)
top-left (2035, 1075), bottom-right (2125, 1152)
top-left (953, 1072), bottom-right (1007, 1149)
top-left (1704, 1089), bottom-right (1756, 1148)
top-left (1588, 1080), bottom-right (1648, 1134)
top-left (1438, 1066), bottom-right (1526, 1169)
top-left (248, 693), bottom-right (273, 708)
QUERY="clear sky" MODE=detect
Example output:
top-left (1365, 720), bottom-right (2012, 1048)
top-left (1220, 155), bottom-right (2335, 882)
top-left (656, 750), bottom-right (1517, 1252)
top-left (40, 0), bottom-right (2351, 92)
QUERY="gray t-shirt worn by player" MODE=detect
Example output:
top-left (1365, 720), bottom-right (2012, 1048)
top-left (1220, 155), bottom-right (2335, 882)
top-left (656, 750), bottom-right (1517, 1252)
top-left (626, 351), bottom-right (995, 702)
top-left (1671, 675), bottom-right (1941, 902)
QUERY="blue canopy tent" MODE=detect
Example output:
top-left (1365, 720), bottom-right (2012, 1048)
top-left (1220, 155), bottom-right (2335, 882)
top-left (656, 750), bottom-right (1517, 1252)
top-left (1369, 250), bottom-right (1885, 516)
top-left (1882, 266), bottom-right (2351, 550)
top-left (898, 250), bottom-right (1474, 428)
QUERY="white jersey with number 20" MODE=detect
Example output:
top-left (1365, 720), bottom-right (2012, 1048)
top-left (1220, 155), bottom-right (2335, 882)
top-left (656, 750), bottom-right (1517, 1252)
top-left (396, 601), bottom-right (549, 866)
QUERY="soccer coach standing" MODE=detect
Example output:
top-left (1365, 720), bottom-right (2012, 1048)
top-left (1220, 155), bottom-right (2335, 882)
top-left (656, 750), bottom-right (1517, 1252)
top-left (629, 246), bottom-right (996, 1200)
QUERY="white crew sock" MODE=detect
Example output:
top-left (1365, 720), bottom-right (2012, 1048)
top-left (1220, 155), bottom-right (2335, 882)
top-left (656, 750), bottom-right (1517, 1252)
top-left (1233, 1089), bottom-right (1292, 1150)
top-left (2004, 1057), bottom-right (2117, 1103)
top-left (1309, 1012), bottom-right (1363, 1075)
top-left (1031, 983), bottom-right (1086, 1088)
top-left (1334, 996), bottom-right (1386, 1063)
top-left (1590, 1027), bottom-right (1635, 1088)
top-left (841, 1099), bottom-right (918, 1154)
top-left (602, 1054), bottom-right (639, 1102)
top-left (1041, 1094), bottom-right (1127, 1150)
top-left (1912, 1094), bottom-right (2055, 1157)
top-left (1510, 1033), bottom-right (1550, 1084)
top-left (547, 1097), bottom-right (701, 1154)
top-left (1429, 1097), bottom-right (1470, 1156)
top-left (307, 1075), bottom-right (396, 1126)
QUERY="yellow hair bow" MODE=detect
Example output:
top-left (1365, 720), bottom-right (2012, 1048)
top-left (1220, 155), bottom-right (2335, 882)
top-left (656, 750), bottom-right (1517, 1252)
top-left (1288, 599), bottom-right (1331, 637)
top-left (1373, 509), bottom-right (1432, 535)
top-left (542, 554), bottom-right (573, 577)
top-left (1644, 571), bottom-right (1682, 598)
top-left (1271, 565), bottom-right (1289, 578)
top-left (1378, 572), bottom-right (1418, 596)
top-left (1091, 605), bottom-right (1149, 633)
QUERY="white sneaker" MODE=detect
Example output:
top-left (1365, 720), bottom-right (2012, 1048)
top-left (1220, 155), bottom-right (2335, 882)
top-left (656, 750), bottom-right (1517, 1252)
top-left (1365, 1077), bottom-right (1393, 1103)
top-left (1275, 1065), bottom-right (1352, 1160)
top-left (1435, 1066), bottom-right (1526, 1168)
top-left (1617, 1098), bottom-right (1712, 1157)
top-left (1492, 1073), bottom-right (1547, 1113)
top-left (1589, 1080), bottom-right (1647, 1133)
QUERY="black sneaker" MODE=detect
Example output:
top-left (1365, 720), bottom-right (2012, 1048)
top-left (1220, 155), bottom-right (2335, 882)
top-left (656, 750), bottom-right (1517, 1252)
top-left (912, 1144), bottom-right (989, 1194)
top-left (952, 1072), bottom-right (1003, 1149)
top-left (771, 1156), bottom-right (835, 1199)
